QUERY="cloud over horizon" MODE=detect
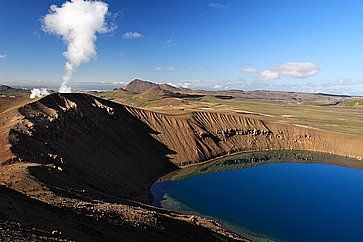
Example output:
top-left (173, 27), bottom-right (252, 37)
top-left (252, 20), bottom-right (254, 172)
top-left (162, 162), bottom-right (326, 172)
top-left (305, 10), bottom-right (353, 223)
top-left (186, 66), bottom-right (199, 72)
top-left (260, 62), bottom-right (320, 80)
top-left (162, 36), bottom-right (176, 49)
top-left (337, 78), bottom-right (351, 86)
top-left (208, 3), bottom-right (230, 10)
top-left (152, 67), bottom-right (162, 72)
top-left (123, 31), bottom-right (144, 39)
top-left (241, 66), bottom-right (257, 74)
top-left (153, 66), bottom-right (176, 72)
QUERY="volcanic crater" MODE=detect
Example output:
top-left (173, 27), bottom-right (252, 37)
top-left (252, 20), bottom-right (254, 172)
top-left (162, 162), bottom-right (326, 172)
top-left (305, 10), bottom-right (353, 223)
top-left (0, 93), bottom-right (362, 241)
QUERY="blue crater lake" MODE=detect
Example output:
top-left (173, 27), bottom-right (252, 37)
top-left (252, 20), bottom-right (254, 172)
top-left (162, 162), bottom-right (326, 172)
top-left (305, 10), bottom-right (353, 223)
top-left (151, 151), bottom-right (363, 241)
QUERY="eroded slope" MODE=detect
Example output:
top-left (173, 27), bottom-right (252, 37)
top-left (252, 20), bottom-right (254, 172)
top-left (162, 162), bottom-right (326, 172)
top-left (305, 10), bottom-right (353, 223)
top-left (1, 93), bottom-right (362, 241)
top-left (0, 94), bottom-right (246, 241)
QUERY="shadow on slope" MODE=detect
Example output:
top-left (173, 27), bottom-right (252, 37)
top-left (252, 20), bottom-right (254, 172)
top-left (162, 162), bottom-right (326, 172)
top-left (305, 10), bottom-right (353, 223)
top-left (0, 185), bottom-right (232, 241)
top-left (9, 93), bottom-right (178, 200)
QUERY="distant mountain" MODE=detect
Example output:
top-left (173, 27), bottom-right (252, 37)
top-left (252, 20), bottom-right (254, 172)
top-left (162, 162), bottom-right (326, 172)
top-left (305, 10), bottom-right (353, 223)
top-left (113, 79), bottom-right (354, 105)
top-left (0, 84), bottom-right (29, 97)
top-left (122, 79), bottom-right (158, 93)
top-left (0, 84), bottom-right (14, 92)
top-left (122, 79), bottom-right (181, 94)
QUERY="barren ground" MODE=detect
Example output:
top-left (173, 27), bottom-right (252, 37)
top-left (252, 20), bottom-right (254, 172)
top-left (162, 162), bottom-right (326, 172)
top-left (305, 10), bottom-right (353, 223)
top-left (0, 90), bottom-right (362, 241)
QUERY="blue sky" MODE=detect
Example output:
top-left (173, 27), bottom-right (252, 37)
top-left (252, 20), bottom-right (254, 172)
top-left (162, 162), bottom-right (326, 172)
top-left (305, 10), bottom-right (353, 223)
top-left (0, 0), bottom-right (363, 94)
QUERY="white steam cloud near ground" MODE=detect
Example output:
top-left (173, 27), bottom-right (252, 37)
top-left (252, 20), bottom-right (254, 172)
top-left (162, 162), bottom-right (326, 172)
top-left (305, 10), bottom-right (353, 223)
top-left (30, 88), bottom-right (50, 99)
top-left (41, 0), bottom-right (110, 93)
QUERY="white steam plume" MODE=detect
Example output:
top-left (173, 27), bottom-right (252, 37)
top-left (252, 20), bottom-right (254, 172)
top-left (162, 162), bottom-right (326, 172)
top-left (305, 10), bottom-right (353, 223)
top-left (30, 88), bottom-right (50, 99)
top-left (42, 0), bottom-right (109, 93)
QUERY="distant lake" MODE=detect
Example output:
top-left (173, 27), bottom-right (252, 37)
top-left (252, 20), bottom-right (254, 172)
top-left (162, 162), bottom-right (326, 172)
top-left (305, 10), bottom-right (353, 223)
top-left (151, 151), bottom-right (363, 241)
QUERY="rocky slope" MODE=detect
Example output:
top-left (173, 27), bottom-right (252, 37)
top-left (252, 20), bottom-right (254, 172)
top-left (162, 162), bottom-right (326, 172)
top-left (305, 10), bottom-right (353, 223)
top-left (0, 84), bottom-right (30, 97)
top-left (0, 94), bottom-right (246, 241)
top-left (122, 79), bottom-right (181, 94)
top-left (128, 103), bottom-right (363, 165)
top-left (0, 93), bottom-right (362, 241)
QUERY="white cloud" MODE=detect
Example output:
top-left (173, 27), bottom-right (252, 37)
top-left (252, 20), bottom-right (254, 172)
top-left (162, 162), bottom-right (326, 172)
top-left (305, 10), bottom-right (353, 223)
top-left (162, 36), bottom-right (177, 49)
top-left (174, 82), bottom-right (192, 89)
top-left (164, 36), bottom-right (174, 47)
top-left (186, 66), bottom-right (199, 72)
top-left (153, 66), bottom-right (176, 72)
top-left (165, 66), bottom-right (176, 72)
top-left (208, 3), bottom-right (230, 10)
top-left (153, 66), bottom-right (162, 72)
top-left (213, 84), bottom-right (223, 89)
top-left (175, 79), bottom-right (222, 89)
top-left (0, 54), bottom-right (6, 59)
top-left (279, 62), bottom-right (319, 78)
top-left (111, 81), bottom-right (125, 85)
top-left (337, 78), bottom-right (351, 86)
top-left (306, 82), bottom-right (317, 88)
top-left (241, 66), bottom-right (257, 74)
top-left (42, 0), bottom-right (110, 93)
top-left (167, 80), bottom-right (211, 89)
top-left (260, 70), bottom-right (280, 80)
top-left (122, 31), bottom-right (144, 39)
top-left (260, 62), bottom-right (319, 80)
top-left (223, 78), bottom-right (271, 90)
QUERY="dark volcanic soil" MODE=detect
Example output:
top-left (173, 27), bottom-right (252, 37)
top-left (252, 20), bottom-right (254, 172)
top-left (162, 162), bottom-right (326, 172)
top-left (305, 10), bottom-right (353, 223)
top-left (0, 93), bottom-right (362, 241)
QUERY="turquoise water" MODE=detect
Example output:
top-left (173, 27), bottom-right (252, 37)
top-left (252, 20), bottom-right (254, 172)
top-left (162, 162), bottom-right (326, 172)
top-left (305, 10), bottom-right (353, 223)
top-left (151, 162), bottom-right (363, 241)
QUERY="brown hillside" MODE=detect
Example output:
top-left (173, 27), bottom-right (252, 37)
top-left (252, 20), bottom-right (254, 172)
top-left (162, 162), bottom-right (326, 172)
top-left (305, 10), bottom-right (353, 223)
top-left (123, 79), bottom-right (181, 94)
top-left (122, 79), bottom-right (159, 93)
top-left (136, 85), bottom-right (178, 100)
top-left (0, 93), bottom-right (362, 240)
top-left (0, 93), bottom-right (246, 241)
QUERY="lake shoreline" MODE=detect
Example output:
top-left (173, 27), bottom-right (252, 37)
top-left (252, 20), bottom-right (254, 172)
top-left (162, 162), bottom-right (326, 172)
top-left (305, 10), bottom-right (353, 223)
top-left (151, 155), bottom-right (363, 241)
